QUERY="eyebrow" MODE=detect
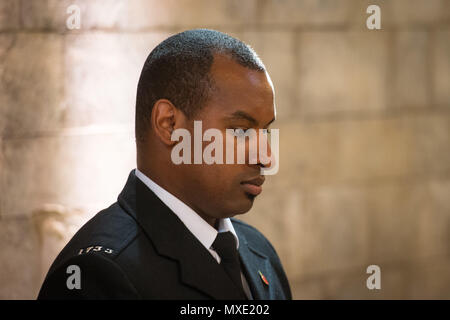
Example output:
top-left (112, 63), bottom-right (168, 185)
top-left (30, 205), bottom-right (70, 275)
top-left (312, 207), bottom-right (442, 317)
top-left (227, 110), bottom-right (275, 127)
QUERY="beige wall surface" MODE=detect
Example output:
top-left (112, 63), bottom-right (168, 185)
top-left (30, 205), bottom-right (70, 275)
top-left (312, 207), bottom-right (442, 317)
top-left (1, 0), bottom-right (449, 299)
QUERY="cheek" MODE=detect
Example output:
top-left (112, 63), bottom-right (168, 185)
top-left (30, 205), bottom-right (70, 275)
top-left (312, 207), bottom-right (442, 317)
top-left (194, 164), bottom-right (241, 191)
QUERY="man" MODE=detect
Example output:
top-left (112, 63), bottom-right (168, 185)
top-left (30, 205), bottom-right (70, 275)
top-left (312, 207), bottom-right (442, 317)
top-left (38, 29), bottom-right (291, 300)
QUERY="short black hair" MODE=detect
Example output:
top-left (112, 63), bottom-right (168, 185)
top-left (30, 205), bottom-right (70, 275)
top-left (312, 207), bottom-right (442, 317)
top-left (135, 29), bottom-right (265, 143)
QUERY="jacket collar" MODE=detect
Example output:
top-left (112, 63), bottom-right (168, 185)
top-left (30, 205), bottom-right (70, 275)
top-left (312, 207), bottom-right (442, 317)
top-left (235, 226), bottom-right (271, 300)
top-left (118, 170), bottom-right (249, 299)
top-left (134, 168), bottom-right (240, 253)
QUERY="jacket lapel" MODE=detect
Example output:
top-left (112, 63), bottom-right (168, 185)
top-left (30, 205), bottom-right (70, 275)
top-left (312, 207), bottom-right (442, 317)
top-left (118, 170), bottom-right (246, 300)
top-left (236, 230), bottom-right (271, 300)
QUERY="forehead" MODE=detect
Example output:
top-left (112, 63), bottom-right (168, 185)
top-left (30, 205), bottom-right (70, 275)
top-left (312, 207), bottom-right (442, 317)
top-left (204, 54), bottom-right (275, 122)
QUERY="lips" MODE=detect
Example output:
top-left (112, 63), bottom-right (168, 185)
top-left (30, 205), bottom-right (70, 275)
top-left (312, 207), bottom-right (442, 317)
top-left (240, 176), bottom-right (265, 196)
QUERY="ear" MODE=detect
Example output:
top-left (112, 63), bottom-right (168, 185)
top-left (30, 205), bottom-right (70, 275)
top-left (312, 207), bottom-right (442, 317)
top-left (150, 99), bottom-right (185, 146)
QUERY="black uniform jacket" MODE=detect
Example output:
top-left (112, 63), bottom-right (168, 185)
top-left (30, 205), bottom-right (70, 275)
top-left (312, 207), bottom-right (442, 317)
top-left (38, 170), bottom-right (292, 300)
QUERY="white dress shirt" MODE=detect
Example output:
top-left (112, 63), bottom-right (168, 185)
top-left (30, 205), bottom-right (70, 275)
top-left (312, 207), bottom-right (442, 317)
top-left (135, 168), bottom-right (253, 299)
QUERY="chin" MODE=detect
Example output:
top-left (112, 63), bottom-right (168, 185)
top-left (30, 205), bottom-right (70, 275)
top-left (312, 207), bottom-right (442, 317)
top-left (226, 195), bottom-right (255, 217)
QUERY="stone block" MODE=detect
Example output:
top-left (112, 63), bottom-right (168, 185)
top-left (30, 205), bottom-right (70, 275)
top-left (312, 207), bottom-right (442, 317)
top-left (20, 0), bottom-right (259, 31)
top-left (290, 277), bottom-right (323, 299)
top-left (349, 0), bottom-right (445, 29)
top-left (298, 31), bottom-right (388, 116)
top-left (347, 0), bottom-right (389, 31)
top-left (323, 265), bottom-right (408, 299)
top-left (64, 32), bottom-right (169, 128)
top-left (21, 0), bottom-right (68, 31)
top-left (0, 33), bottom-right (64, 138)
top-left (410, 258), bottom-right (450, 299)
top-left (1, 136), bottom-right (61, 218)
top-left (387, 0), bottom-right (445, 26)
top-left (363, 179), bottom-right (450, 264)
top-left (0, 0), bottom-right (20, 30)
top-left (295, 186), bottom-right (370, 276)
top-left (0, 217), bottom-right (40, 299)
top-left (258, 0), bottom-right (352, 27)
top-left (0, 138), bottom-right (3, 217)
top-left (366, 184), bottom-right (423, 263)
top-left (391, 31), bottom-right (429, 109)
top-left (21, 0), bottom-right (128, 31)
top-left (410, 114), bottom-right (450, 175)
top-left (276, 114), bottom-right (450, 187)
top-left (278, 118), bottom-right (413, 186)
top-left (107, 0), bottom-right (259, 30)
top-left (434, 29), bottom-right (450, 107)
top-left (1, 131), bottom-right (135, 217)
top-left (416, 180), bottom-right (450, 258)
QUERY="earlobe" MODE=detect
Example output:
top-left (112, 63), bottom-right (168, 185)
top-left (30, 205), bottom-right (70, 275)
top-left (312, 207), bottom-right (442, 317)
top-left (151, 99), bottom-right (178, 146)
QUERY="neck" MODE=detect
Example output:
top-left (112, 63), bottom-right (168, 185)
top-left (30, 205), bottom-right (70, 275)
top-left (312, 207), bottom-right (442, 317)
top-left (136, 163), bottom-right (218, 228)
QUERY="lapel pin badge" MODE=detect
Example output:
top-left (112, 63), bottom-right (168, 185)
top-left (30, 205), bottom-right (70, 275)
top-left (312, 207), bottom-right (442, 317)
top-left (258, 270), bottom-right (269, 286)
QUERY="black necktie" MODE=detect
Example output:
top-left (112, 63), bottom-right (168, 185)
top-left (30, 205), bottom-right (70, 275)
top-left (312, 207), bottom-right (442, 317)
top-left (212, 232), bottom-right (247, 298)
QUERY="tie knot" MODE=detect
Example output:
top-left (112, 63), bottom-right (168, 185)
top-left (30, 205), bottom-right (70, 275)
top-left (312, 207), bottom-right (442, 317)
top-left (212, 232), bottom-right (237, 261)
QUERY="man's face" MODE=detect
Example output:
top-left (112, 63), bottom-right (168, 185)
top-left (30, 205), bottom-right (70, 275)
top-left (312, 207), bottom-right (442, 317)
top-left (177, 54), bottom-right (276, 221)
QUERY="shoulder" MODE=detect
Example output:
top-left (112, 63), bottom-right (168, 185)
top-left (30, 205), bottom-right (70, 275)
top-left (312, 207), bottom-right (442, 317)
top-left (38, 247), bottom-right (140, 299)
top-left (38, 202), bottom-right (142, 299)
top-left (46, 202), bottom-right (141, 275)
top-left (231, 218), bottom-right (266, 240)
top-left (231, 218), bottom-right (279, 258)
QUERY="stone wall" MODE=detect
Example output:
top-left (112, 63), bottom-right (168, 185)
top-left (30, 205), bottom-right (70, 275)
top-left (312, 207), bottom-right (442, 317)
top-left (1, 0), bottom-right (449, 299)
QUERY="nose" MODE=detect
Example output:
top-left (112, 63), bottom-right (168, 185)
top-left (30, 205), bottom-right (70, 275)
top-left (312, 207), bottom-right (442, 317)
top-left (257, 129), bottom-right (274, 169)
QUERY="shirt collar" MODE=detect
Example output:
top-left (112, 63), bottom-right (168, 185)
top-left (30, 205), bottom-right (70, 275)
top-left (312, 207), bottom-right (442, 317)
top-left (135, 168), bottom-right (239, 251)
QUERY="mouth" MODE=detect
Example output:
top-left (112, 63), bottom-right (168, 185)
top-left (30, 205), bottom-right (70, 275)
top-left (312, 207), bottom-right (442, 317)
top-left (240, 176), bottom-right (265, 197)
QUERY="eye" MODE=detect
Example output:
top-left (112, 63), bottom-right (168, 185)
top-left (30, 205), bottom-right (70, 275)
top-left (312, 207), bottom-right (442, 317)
top-left (233, 128), bottom-right (249, 137)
